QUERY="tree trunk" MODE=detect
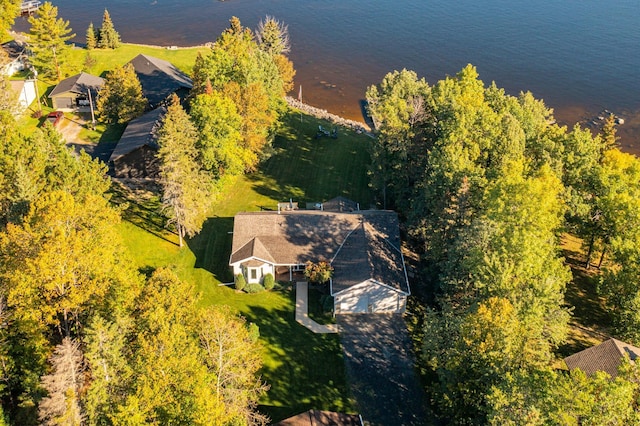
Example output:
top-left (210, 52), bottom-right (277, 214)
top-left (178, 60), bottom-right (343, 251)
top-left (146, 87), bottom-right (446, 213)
top-left (585, 233), bottom-right (595, 269)
top-left (597, 245), bottom-right (607, 269)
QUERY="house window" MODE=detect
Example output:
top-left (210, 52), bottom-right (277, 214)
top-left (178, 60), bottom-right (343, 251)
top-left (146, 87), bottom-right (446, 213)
top-left (250, 269), bottom-right (257, 280)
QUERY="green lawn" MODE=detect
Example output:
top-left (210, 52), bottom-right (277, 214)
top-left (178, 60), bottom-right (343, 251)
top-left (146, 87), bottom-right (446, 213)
top-left (67, 43), bottom-right (208, 81)
top-left (115, 109), bottom-right (372, 422)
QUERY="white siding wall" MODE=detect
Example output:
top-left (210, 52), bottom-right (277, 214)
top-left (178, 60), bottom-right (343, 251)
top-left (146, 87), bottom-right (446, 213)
top-left (334, 280), bottom-right (406, 314)
top-left (231, 261), bottom-right (274, 284)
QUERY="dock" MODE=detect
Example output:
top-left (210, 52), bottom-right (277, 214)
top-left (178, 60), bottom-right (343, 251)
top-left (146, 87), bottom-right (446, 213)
top-left (20, 0), bottom-right (42, 15)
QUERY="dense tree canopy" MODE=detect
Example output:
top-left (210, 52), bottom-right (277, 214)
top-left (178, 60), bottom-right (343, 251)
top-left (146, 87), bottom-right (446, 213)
top-left (367, 64), bottom-right (640, 423)
top-left (191, 16), bottom-right (294, 172)
top-left (0, 107), bottom-right (269, 423)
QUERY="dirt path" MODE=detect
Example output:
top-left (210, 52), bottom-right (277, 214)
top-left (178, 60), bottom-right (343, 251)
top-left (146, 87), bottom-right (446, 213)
top-left (337, 314), bottom-right (432, 426)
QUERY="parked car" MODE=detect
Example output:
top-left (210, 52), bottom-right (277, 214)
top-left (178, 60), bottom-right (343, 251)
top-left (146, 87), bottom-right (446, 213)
top-left (46, 111), bottom-right (64, 127)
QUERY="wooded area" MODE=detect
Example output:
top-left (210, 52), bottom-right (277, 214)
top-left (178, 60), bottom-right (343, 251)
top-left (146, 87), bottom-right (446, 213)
top-left (366, 65), bottom-right (640, 424)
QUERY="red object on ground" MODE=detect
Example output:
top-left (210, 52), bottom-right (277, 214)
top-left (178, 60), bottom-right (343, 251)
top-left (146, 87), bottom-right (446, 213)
top-left (46, 111), bottom-right (64, 126)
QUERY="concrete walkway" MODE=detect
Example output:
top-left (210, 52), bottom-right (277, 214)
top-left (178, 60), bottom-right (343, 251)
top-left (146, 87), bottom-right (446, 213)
top-left (295, 282), bottom-right (339, 333)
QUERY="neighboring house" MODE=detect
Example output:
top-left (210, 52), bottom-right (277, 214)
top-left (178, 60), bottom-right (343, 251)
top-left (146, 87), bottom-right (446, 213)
top-left (273, 410), bottom-right (364, 426)
top-left (1, 40), bottom-right (28, 76)
top-left (108, 107), bottom-right (166, 178)
top-left (564, 338), bottom-right (640, 379)
top-left (229, 199), bottom-right (410, 314)
top-left (48, 72), bottom-right (104, 111)
top-left (127, 54), bottom-right (193, 108)
top-left (9, 79), bottom-right (36, 111)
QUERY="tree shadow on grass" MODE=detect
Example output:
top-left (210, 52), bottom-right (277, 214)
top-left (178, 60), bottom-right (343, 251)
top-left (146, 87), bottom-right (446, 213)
top-left (558, 250), bottom-right (612, 357)
top-left (243, 294), bottom-right (354, 423)
top-left (245, 112), bottom-right (372, 206)
top-left (187, 216), bottom-right (235, 283)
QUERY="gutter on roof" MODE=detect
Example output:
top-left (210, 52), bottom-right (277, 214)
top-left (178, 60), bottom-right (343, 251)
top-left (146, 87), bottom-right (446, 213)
top-left (331, 279), bottom-right (410, 297)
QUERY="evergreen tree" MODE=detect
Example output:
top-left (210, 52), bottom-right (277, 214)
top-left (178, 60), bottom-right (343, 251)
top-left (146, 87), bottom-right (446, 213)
top-left (157, 95), bottom-right (211, 247)
top-left (98, 9), bottom-right (120, 49)
top-left (85, 22), bottom-right (97, 50)
top-left (28, 2), bottom-right (75, 81)
top-left (601, 113), bottom-right (620, 153)
top-left (255, 16), bottom-right (290, 56)
top-left (96, 63), bottom-right (146, 124)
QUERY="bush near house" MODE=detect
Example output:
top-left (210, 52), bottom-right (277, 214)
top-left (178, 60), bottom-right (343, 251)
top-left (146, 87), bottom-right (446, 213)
top-left (235, 274), bottom-right (246, 291)
top-left (245, 283), bottom-right (265, 294)
top-left (263, 273), bottom-right (275, 290)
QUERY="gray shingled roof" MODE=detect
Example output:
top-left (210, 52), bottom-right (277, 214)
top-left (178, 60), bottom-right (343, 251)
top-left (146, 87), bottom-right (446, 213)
top-left (274, 410), bottom-right (363, 426)
top-left (127, 54), bottom-right (193, 106)
top-left (564, 338), bottom-right (640, 378)
top-left (49, 72), bottom-right (104, 98)
top-left (230, 210), bottom-right (408, 293)
top-left (108, 107), bottom-right (166, 163)
top-left (1, 40), bottom-right (26, 61)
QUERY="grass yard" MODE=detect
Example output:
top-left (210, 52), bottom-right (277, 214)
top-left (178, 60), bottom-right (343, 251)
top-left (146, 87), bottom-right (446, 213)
top-left (115, 109), bottom-right (372, 422)
top-left (557, 233), bottom-right (612, 358)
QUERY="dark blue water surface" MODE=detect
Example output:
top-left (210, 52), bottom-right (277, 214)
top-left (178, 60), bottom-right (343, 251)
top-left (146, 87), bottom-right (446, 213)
top-left (14, 0), bottom-right (640, 149)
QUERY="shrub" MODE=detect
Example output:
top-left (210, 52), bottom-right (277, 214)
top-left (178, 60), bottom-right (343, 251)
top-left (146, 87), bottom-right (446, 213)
top-left (248, 323), bottom-right (260, 342)
top-left (263, 273), bottom-right (275, 290)
top-left (235, 274), bottom-right (246, 291)
top-left (304, 261), bottom-right (334, 284)
top-left (245, 283), bottom-right (265, 294)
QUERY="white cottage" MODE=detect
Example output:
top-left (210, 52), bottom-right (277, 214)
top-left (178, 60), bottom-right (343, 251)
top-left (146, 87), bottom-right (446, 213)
top-left (229, 201), bottom-right (410, 314)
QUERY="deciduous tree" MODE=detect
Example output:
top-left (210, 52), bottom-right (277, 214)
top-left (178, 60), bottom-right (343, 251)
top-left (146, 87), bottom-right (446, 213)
top-left (198, 306), bottom-right (268, 425)
top-left (189, 90), bottom-right (246, 177)
top-left (0, 0), bottom-right (20, 38)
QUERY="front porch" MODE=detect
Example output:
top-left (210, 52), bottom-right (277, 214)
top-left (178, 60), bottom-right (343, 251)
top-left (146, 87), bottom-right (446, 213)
top-left (275, 265), bottom-right (306, 283)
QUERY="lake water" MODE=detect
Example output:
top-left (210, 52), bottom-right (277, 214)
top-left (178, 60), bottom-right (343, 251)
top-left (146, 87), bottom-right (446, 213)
top-left (14, 0), bottom-right (640, 152)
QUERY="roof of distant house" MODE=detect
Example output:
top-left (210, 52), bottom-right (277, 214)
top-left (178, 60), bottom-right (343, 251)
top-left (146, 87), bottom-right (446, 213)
top-left (127, 54), bottom-right (193, 106)
top-left (49, 72), bottom-right (104, 98)
top-left (564, 338), bottom-right (640, 378)
top-left (1, 40), bottom-right (27, 61)
top-left (273, 410), bottom-right (363, 426)
top-left (108, 107), bottom-right (166, 163)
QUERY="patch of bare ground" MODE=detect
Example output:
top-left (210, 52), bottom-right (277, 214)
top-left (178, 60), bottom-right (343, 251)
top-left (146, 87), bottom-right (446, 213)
top-left (558, 233), bottom-right (611, 358)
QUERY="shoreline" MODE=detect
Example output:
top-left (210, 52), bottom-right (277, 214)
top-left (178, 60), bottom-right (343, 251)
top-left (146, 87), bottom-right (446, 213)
top-left (285, 97), bottom-right (373, 136)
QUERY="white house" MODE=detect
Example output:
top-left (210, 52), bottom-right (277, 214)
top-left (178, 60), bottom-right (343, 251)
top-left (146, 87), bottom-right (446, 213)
top-left (229, 199), bottom-right (410, 314)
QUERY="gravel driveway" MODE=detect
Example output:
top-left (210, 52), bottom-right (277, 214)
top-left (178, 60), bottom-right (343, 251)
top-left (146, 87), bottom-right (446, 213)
top-left (337, 314), bottom-right (431, 426)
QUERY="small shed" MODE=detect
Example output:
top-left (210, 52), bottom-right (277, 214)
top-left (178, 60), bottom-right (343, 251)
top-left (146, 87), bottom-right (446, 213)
top-left (48, 72), bottom-right (104, 111)
top-left (9, 79), bottom-right (36, 111)
top-left (108, 107), bottom-right (166, 178)
top-left (127, 54), bottom-right (193, 108)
